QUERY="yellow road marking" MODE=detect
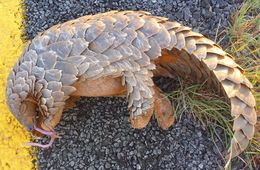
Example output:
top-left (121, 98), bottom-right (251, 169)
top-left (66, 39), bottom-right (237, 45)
top-left (0, 0), bottom-right (35, 169)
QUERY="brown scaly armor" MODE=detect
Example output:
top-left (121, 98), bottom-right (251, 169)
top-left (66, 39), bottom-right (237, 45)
top-left (5, 11), bottom-right (257, 161)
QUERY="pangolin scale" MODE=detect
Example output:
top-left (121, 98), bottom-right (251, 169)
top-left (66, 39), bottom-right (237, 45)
top-left (6, 11), bottom-right (257, 160)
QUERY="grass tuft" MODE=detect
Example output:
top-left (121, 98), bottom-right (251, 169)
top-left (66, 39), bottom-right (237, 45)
top-left (166, 78), bottom-right (233, 159)
top-left (166, 77), bottom-right (259, 169)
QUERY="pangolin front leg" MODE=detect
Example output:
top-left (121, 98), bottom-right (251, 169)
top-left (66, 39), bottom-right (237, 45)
top-left (129, 84), bottom-right (174, 129)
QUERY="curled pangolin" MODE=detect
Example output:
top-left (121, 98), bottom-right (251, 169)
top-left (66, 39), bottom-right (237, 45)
top-left (6, 11), bottom-right (257, 161)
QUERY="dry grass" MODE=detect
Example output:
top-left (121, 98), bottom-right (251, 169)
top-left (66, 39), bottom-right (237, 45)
top-left (166, 79), bottom-right (232, 144)
top-left (166, 79), bottom-right (233, 166)
top-left (226, 0), bottom-right (260, 169)
top-left (227, 0), bottom-right (260, 110)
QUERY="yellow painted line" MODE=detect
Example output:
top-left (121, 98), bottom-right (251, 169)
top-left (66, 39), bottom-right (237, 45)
top-left (0, 0), bottom-right (35, 169)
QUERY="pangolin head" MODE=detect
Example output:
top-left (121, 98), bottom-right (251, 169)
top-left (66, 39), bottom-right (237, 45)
top-left (6, 64), bottom-right (59, 147)
top-left (5, 62), bottom-right (39, 132)
top-left (6, 67), bottom-right (57, 139)
top-left (6, 92), bottom-right (37, 132)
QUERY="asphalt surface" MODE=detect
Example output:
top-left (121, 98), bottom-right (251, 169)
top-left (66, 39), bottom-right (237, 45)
top-left (23, 0), bottom-right (244, 169)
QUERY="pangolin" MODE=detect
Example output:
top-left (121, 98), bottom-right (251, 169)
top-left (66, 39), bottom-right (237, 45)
top-left (6, 11), bottom-right (257, 160)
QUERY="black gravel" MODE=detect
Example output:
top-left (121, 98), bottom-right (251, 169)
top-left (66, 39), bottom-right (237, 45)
top-left (23, 0), bottom-right (244, 169)
top-left (24, 0), bottom-right (239, 47)
top-left (36, 97), bottom-right (225, 170)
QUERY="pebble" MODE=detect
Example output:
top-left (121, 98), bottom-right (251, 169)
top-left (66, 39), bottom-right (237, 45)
top-left (199, 163), bottom-right (204, 169)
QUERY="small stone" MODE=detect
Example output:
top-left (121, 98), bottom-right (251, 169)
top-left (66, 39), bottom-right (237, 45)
top-left (199, 163), bottom-right (204, 169)
top-left (197, 132), bottom-right (202, 137)
top-left (87, 166), bottom-right (95, 170)
top-left (69, 161), bottom-right (75, 167)
top-left (105, 163), bottom-right (111, 169)
top-left (98, 165), bottom-right (104, 170)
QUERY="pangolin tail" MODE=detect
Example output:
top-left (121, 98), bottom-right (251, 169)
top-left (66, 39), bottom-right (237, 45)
top-left (152, 20), bottom-right (257, 161)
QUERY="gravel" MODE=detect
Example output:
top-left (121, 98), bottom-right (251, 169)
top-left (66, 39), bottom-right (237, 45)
top-left (23, 0), bottom-right (244, 169)
top-left (36, 97), bottom-right (224, 170)
top-left (24, 0), bottom-right (239, 47)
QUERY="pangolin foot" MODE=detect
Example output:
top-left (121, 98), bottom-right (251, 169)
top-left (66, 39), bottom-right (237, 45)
top-left (129, 108), bottom-right (154, 129)
top-left (154, 87), bottom-right (175, 129)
